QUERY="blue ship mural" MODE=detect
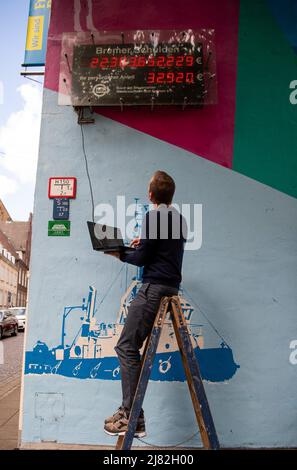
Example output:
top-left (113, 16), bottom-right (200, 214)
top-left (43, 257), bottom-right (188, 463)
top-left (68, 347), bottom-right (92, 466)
top-left (25, 281), bottom-right (239, 382)
top-left (25, 200), bottom-right (239, 383)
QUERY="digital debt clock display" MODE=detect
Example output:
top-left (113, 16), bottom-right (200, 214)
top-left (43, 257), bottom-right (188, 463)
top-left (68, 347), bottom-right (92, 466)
top-left (71, 43), bottom-right (204, 106)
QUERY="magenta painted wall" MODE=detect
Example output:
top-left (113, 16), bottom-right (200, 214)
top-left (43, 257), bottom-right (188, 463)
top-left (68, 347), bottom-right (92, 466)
top-left (45, 0), bottom-right (239, 168)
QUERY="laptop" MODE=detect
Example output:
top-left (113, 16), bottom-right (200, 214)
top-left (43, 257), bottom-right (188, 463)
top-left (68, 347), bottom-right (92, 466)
top-left (87, 221), bottom-right (136, 254)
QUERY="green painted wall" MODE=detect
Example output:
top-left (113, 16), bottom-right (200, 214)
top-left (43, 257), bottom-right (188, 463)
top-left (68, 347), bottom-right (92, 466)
top-left (233, 0), bottom-right (297, 198)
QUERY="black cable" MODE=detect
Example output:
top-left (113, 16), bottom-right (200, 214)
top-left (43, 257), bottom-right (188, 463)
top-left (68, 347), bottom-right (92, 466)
top-left (80, 124), bottom-right (95, 224)
top-left (136, 430), bottom-right (200, 449)
top-left (79, 122), bottom-right (205, 449)
top-left (183, 286), bottom-right (230, 348)
top-left (97, 264), bottom-right (125, 309)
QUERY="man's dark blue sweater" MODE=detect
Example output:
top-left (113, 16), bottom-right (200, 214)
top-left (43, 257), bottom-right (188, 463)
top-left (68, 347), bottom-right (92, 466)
top-left (120, 205), bottom-right (187, 289)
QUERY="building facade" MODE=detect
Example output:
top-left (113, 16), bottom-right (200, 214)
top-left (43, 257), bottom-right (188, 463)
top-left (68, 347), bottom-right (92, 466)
top-left (20, 0), bottom-right (297, 449)
top-left (0, 212), bottom-right (32, 307)
top-left (0, 230), bottom-right (18, 308)
top-left (16, 257), bottom-right (28, 307)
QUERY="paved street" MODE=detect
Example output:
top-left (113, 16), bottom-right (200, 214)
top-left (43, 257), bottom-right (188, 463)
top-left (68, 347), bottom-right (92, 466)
top-left (0, 333), bottom-right (24, 384)
top-left (0, 333), bottom-right (24, 450)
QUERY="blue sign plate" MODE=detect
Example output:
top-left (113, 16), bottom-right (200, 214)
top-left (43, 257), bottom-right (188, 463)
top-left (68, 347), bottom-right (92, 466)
top-left (53, 198), bottom-right (70, 220)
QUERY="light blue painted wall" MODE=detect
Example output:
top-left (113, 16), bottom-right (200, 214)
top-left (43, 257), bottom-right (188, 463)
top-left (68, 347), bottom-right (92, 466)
top-left (21, 88), bottom-right (297, 447)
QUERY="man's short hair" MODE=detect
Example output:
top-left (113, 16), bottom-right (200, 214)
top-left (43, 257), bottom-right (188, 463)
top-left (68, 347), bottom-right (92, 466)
top-left (149, 171), bottom-right (176, 205)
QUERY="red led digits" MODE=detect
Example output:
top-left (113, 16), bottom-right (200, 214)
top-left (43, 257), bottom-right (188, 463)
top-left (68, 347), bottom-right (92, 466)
top-left (186, 72), bottom-right (194, 83)
top-left (156, 56), bottom-right (166, 67)
top-left (156, 72), bottom-right (165, 83)
top-left (175, 72), bottom-right (184, 83)
top-left (166, 56), bottom-right (174, 67)
top-left (167, 72), bottom-right (174, 83)
top-left (109, 56), bottom-right (118, 68)
top-left (90, 57), bottom-right (99, 68)
top-left (137, 56), bottom-right (146, 67)
top-left (129, 56), bottom-right (137, 67)
top-left (99, 57), bottom-right (109, 68)
top-left (175, 56), bottom-right (184, 67)
top-left (147, 56), bottom-right (155, 67)
top-left (88, 55), bottom-right (195, 68)
top-left (146, 72), bottom-right (195, 84)
top-left (185, 56), bottom-right (194, 66)
top-left (147, 72), bottom-right (155, 84)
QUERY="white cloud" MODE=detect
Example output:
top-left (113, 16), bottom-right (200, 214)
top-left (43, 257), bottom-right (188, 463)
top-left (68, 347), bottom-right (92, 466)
top-left (0, 84), bottom-right (42, 190)
top-left (0, 175), bottom-right (18, 196)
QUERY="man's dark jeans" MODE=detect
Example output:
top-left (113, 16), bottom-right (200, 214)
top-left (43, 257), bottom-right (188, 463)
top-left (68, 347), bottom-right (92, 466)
top-left (115, 283), bottom-right (178, 412)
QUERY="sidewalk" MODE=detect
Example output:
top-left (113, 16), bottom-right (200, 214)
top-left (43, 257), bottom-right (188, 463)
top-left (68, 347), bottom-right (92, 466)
top-left (0, 375), bottom-right (21, 450)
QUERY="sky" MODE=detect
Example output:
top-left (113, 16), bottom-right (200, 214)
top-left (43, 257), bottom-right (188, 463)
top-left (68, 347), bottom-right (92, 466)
top-left (0, 0), bottom-right (43, 220)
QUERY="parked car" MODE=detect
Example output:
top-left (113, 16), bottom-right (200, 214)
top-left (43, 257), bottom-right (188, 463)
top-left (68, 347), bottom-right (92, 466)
top-left (8, 307), bottom-right (26, 331)
top-left (0, 310), bottom-right (18, 339)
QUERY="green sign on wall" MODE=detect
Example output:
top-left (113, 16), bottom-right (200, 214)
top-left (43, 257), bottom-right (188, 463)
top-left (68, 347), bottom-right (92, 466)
top-left (48, 220), bottom-right (71, 236)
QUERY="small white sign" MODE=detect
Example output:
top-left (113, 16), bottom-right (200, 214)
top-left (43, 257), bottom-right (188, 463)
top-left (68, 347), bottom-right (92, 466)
top-left (48, 177), bottom-right (77, 198)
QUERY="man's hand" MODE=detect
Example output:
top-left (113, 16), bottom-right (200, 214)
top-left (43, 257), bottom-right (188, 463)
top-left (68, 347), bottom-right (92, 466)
top-left (130, 238), bottom-right (140, 248)
top-left (104, 251), bottom-right (120, 259)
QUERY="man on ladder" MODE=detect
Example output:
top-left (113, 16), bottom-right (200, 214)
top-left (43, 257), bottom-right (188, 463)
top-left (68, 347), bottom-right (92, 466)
top-left (104, 170), bottom-right (187, 438)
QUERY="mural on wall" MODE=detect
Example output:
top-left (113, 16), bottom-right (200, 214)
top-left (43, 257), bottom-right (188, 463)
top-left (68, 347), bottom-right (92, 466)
top-left (20, 0), bottom-right (297, 448)
top-left (25, 201), bottom-right (239, 383)
top-left (25, 285), bottom-right (239, 383)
